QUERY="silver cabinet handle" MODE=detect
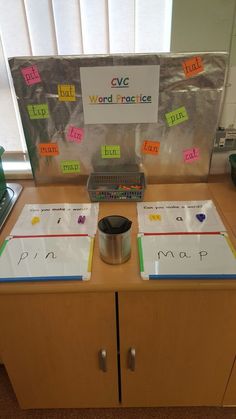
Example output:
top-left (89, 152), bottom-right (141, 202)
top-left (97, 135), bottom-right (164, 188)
top-left (128, 347), bottom-right (136, 371)
top-left (98, 349), bottom-right (107, 372)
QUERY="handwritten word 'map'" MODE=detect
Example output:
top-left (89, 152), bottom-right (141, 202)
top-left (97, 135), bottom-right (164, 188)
top-left (157, 250), bottom-right (208, 261)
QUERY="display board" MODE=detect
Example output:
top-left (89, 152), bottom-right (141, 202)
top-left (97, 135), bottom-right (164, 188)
top-left (138, 233), bottom-right (236, 280)
top-left (8, 52), bottom-right (227, 184)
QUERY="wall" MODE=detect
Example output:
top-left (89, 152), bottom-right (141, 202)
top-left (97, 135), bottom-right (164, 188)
top-left (171, 0), bottom-right (236, 175)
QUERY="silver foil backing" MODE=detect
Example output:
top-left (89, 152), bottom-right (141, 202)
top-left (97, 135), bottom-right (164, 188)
top-left (9, 52), bottom-right (228, 184)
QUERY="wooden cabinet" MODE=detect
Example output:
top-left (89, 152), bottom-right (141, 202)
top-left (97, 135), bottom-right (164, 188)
top-left (1, 289), bottom-right (236, 408)
top-left (0, 292), bottom-right (118, 409)
top-left (223, 358), bottom-right (236, 406)
top-left (119, 290), bottom-right (236, 407)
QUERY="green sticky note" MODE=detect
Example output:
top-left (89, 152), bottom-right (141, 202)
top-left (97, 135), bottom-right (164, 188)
top-left (101, 145), bottom-right (120, 159)
top-left (27, 104), bottom-right (49, 119)
top-left (61, 160), bottom-right (80, 174)
top-left (165, 106), bottom-right (188, 127)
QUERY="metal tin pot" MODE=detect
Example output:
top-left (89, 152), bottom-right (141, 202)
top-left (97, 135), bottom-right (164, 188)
top-left (98, 215), bottom-right (132, 264)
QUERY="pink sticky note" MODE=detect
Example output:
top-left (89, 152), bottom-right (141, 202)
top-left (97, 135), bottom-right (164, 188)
top-left (67, 126), bottom-right (84, 143)
top-left (183, 147), bottom-right (200, 163)
top-left (21, 65), bottom-right (41, 86)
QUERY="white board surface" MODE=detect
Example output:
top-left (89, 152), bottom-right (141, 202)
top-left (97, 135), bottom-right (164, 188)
top-left (0, 235), bottom-right (94, 282)
top-left (137, 200), bottom-right (226, 234)
top-left (138, 233), bottom-right (236, 279)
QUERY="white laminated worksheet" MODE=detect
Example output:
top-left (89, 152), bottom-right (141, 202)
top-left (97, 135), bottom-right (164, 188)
top-left (10, 203), bottom-right (99, 237)
top-left (137, 200), bottom-right (226, 234)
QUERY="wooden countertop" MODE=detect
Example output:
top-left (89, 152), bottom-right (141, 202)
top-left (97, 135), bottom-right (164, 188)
top-left (0, 181), bottom-right (236, 294)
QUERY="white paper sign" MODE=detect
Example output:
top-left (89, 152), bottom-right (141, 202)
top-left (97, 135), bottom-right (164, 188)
top-left (10, 203), bottom-right (99, 237)
top-left (137, 200), bottom-right (226, 234)
top-left (80, 65), bottom-right (159, 124)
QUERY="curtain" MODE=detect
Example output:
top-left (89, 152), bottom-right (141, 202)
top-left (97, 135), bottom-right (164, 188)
top-left (0, 0), bottom-right (172, 153)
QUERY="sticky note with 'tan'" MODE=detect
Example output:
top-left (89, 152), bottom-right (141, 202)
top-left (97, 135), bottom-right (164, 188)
top-left (142, 140), bottom-right (160, 155)
top-left (39, 143), bottom-right (59, 156)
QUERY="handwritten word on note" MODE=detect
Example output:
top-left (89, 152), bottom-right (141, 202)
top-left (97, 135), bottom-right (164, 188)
top-left (67, 126), bottom-right (84, 143)
top-left (61, 160), bottom-right (80, 174)
top-left (21, 65), bottom-right (41, 85)
top-left (142, 140), bottom-right (160, 155)
top-left (101, 145), bottom-right (120, 159)
top-left (165, 106), bottom-right (188, 127)
top-left (27, 104), bottom-right (49, 119)
top-left (58, 84), bottom-right (76, 101)
top-left (39, 143), bottom-right (59, 156)
top-left (182, 56), bottom-right (204, 78)
top-left (183, 147), bottom-right (200, 163)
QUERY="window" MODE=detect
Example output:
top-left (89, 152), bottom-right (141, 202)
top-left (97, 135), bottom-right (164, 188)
top-left (0, 0), bottom-right (172, 174)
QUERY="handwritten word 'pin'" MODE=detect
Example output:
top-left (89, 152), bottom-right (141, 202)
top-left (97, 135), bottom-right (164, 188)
top-left (31, 216), bottom-right (40, 225)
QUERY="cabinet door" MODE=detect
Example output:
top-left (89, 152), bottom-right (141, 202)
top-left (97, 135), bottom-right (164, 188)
top-left (0, 292), bottom-right (118, 409)
top-left (223, 358), bottom-right (236, 406)
top-left (119, 290), bottom-right (236, 407)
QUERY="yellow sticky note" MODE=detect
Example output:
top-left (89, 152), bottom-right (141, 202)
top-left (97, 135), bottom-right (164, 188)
top-left (58, 84), bottom-right (76, 101)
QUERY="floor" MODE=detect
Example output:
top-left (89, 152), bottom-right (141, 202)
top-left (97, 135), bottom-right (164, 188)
top-left (0, 366), bottom-right (236, 419)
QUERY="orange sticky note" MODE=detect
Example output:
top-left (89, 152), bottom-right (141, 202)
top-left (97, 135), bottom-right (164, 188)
top-left (142, 140), bottom-right (160, 155)
top-left (182, 56), bottom-right (204, 78)
top-left (39, 143), bottom-right (59, 156)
